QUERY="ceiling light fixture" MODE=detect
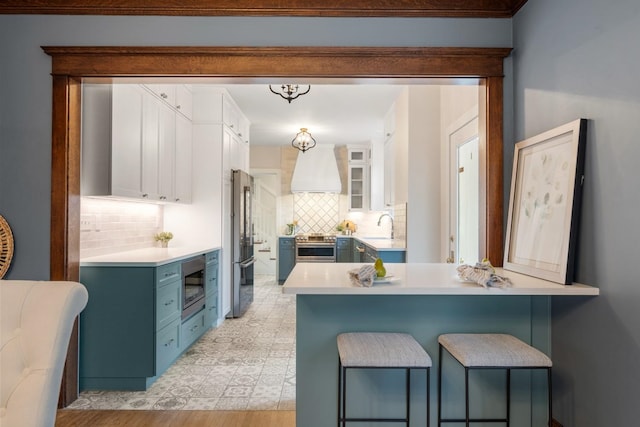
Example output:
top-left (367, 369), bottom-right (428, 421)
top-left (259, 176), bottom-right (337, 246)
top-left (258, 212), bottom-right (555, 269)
top-left (291, 128), bottom-right (317, 153)
top-left (269, 84), bottom-right (311, 103)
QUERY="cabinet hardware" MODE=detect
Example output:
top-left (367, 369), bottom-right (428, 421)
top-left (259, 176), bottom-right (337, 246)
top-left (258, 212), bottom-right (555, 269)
top-left (160, 93), bottom-right (168, 99)
top-left (164, 338), bottom-right (174, 347)
top-left (176, 104), bottom-right (181, 109)
top-left (142, 193), bottom-right (148, 198)
top-left (190, 324), bottom-right (199, 332)
top-left (164, 299), bottom-right (174, 306)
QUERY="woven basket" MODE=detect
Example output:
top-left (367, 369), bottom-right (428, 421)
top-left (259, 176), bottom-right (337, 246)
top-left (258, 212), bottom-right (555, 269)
top-left (0, 214), bottom-right (14, 279)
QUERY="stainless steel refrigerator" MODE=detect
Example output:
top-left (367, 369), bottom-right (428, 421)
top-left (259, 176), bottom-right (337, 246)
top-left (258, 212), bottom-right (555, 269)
top-left (229, 169), bottom-right (255, 317)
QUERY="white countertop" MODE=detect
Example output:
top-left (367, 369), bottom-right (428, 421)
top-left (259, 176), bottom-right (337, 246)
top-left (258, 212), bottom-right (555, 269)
top-left (282, 263), bottom-right (599, 296)
top-left (355, 237), bottom-right (406, 251)
top-left (280, 235), bottom-right (406, 251)
top-left (80, 246), bottom-right (220, 267)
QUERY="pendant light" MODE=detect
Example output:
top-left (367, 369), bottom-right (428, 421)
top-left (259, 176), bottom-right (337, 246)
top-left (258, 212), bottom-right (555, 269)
top-left (291, 128), bottom-right (317, 153)
top-left (269, 84), bottom-right (311, 103)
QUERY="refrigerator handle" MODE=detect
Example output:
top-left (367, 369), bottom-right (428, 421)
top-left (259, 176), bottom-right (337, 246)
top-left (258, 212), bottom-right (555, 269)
top-left (239, 257), bottom-right (256, 269)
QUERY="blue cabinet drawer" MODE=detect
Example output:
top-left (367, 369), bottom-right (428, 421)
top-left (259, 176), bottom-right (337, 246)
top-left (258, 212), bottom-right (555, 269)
top-left (156, 317), bottom-right (181, 374)
top-left (157, 262), bottom-right (180, 286)
top-left (204, 294), bottom-right (218, 327)
top-left (181, 310), bottom-right (205, 351)
top-left (156, 279), bottom-right (181, 331)
top-left (205, 250), bottom-right (219, 264)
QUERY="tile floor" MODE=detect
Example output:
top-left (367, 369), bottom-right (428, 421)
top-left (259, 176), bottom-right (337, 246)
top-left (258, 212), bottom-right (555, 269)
top-left (68, 274), bottom-right (296, 411)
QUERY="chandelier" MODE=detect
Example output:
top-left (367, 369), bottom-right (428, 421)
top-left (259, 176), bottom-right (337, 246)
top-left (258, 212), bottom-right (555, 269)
top-left (291, 128), bottom-right (317, 153)
top-left (269, 84), bottom-right (311, 103)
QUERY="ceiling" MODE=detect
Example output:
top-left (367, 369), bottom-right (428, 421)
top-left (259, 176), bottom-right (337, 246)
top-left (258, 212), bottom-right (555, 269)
top-left (222, 83), bottom-right (403, 147)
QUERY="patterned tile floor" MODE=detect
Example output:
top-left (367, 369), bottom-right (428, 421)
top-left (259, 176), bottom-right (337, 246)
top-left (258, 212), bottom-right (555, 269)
top-left (68, 274), bottom-right (296, 411)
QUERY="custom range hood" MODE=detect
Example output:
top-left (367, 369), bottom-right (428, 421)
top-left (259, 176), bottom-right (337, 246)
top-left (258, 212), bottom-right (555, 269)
top-left (290, 144), bottom-right (342, 193)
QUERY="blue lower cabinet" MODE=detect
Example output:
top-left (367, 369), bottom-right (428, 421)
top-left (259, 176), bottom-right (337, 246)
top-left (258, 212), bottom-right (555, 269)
top-left (182, 309), bottom-right (206, 351)
top-left (156, 317), bottom-right (181, 374)
top-left (278, 237), bottom-right (295, 283)
top-left (337, 237), bottom-right (352, 262)
top-left (204, 293), bottom-right (218, 328)
top-left (378, 250), bottom-right (406, 263)
top-left (79, 250), bottom-right (220, 391)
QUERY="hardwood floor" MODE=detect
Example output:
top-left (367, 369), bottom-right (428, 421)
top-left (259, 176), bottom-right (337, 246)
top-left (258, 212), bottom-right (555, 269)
top-left (55, 409), bottom-right (296, 426)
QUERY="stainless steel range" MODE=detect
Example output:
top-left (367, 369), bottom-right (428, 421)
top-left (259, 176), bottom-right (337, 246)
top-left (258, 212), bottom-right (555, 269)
top-left (295, 233), bottom-right (337, 263)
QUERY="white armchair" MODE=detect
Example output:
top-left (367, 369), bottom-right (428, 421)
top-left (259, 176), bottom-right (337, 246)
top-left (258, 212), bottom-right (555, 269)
top-left (1, 280), bottom-right (88, 427)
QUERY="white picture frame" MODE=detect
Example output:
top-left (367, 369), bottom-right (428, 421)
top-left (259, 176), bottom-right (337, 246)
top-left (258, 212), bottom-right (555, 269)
top-left (504, 119), bottom-right (587, 284)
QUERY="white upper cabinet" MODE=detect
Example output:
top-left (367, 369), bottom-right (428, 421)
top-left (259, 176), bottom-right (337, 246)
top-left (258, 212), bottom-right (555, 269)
top-left (348, 146), bottom-right (369, 211)
top-left (174, 114), bottom-right (193, 203)
top-left (82, 83), bottom-right (193, 204)
top-left (175, 85), bottom-right (193, 120)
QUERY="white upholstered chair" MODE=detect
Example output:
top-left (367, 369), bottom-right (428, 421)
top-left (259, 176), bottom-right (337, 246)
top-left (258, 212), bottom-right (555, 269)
top-left (1, 280), bottom-right (88, 427)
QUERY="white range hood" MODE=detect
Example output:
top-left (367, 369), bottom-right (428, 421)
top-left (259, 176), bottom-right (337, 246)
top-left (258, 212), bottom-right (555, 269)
top-left (290, 144), bottom-right (342, 193)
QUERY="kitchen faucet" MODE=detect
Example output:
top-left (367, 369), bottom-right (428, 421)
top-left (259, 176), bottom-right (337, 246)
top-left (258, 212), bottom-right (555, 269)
top-left (377, 213), bottom-right (394, 239)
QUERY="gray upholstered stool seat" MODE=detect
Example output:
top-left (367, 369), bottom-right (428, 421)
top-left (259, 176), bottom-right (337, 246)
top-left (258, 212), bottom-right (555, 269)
top-left (337, 332), bottom-right (432, 427)
top-left (338, 332), bottom-right (433, 368)
top-left (437, 333), bottom-right (553, 427)
top-left (438, 334), bottom-right (552, 368)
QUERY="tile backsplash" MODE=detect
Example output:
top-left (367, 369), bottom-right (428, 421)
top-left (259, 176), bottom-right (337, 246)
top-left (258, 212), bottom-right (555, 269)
top-left (80, 198), bottom-right (163, 258)
top-left (293, 193), bottom-right (340, 234)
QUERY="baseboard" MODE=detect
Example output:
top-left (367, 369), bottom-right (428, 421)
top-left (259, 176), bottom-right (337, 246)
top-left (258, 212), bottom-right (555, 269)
top-left (551, 419), bottom-right (564, 427)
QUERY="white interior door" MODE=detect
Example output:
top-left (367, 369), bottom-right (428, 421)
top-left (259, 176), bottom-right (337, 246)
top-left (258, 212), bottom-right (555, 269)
top-left (448, 116), bottom-right (479, 265)
top-left (252, 172), bottom-right (279, 275)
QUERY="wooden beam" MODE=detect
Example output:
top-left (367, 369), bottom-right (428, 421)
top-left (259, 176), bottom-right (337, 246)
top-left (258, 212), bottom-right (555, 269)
top-left (2, 0), bottom-right (526, 18)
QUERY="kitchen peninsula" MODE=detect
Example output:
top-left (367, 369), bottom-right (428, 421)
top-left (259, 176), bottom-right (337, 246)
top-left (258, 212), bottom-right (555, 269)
top-left (283, 263), bottom-right (598, 427)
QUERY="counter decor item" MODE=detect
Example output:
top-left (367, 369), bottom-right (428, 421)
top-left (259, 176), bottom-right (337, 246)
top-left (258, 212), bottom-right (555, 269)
top-left (457, 259), bottom-right (512, 288)
top-left (504, 119), bottom-right (587, 284)
top-left (337, 219), bottom-right (357, 235)
top-left (0, 214), bottom-right (14, 278)
top-left (154, 231), bottom-right (173, 248)
top-left (285, 220), bottom-right (298, 235)
top-left (348, 265), bottom-right (376, 287)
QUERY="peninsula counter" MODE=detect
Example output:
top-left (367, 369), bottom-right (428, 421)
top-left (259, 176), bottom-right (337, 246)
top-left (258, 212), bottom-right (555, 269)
top-left (283, 263), bottom-right (598, 427)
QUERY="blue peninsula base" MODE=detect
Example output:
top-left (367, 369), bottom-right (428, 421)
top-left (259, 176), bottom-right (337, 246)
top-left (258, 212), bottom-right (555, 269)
top-left (295, 294), bottom-right (552, 427)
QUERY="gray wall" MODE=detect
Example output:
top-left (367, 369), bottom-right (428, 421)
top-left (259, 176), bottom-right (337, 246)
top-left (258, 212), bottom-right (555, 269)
top-left (0, 15), bottom-right (511, 279)
top-left (513, 0), bottom-right (640, 425)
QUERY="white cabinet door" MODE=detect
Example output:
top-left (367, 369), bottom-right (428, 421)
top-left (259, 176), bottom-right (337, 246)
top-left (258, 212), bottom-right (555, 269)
top-left (111, 85), bottom-right (145, 198)
top-left (175, 85), bottom-right (193, 120)
top-left (174, 113), bottom-right (193, 203)
top-left (141, 90), bottom-right (161, 201)
top-left (145, 84), bottom-right (176, 107)
top-left (348, 164), bottom-right (367, 211)
top-left (158, 101), bottom-right (176, 202)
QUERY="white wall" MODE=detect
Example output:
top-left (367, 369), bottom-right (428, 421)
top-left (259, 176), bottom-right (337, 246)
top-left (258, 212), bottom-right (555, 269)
top-left (406, 86), bottom-right (442, 262)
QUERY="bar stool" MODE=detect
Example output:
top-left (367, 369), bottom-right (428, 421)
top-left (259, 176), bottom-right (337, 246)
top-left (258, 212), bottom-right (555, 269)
top-left (437, 334), bottom-right (552, 427)
top-left (337, 332), bottom-right (432, 427)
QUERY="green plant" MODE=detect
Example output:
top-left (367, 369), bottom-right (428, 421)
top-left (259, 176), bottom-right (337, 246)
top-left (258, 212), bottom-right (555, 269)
top-left (154, 231), bottom-right (173, 243)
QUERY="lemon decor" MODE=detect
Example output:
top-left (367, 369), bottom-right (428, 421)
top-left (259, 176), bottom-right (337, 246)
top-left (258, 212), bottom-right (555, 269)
top-left (154, 231), bottom-right (173, 248)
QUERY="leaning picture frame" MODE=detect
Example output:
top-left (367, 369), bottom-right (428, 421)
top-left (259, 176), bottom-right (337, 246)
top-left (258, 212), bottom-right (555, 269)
top-left (504, 119), bottom-right (587, 284)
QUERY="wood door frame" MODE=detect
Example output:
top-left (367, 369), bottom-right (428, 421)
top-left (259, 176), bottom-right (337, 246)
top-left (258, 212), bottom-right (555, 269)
top-left (3, 0), bottom-right (528, 17)
top-left (44, 46), bottom-right (510, 406)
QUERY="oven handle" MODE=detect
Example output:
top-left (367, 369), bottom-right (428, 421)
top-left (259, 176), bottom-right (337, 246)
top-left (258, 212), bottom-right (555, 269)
top-left (239, 257), bottom-right (256, 269)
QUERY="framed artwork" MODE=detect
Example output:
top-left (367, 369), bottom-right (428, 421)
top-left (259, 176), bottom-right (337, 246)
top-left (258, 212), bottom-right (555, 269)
top-left (504, 119), bottom-right (587, 284)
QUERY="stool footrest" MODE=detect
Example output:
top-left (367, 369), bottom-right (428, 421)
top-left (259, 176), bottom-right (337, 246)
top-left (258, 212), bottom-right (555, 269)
top-left (440, 418), bottom-right (508, 423)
